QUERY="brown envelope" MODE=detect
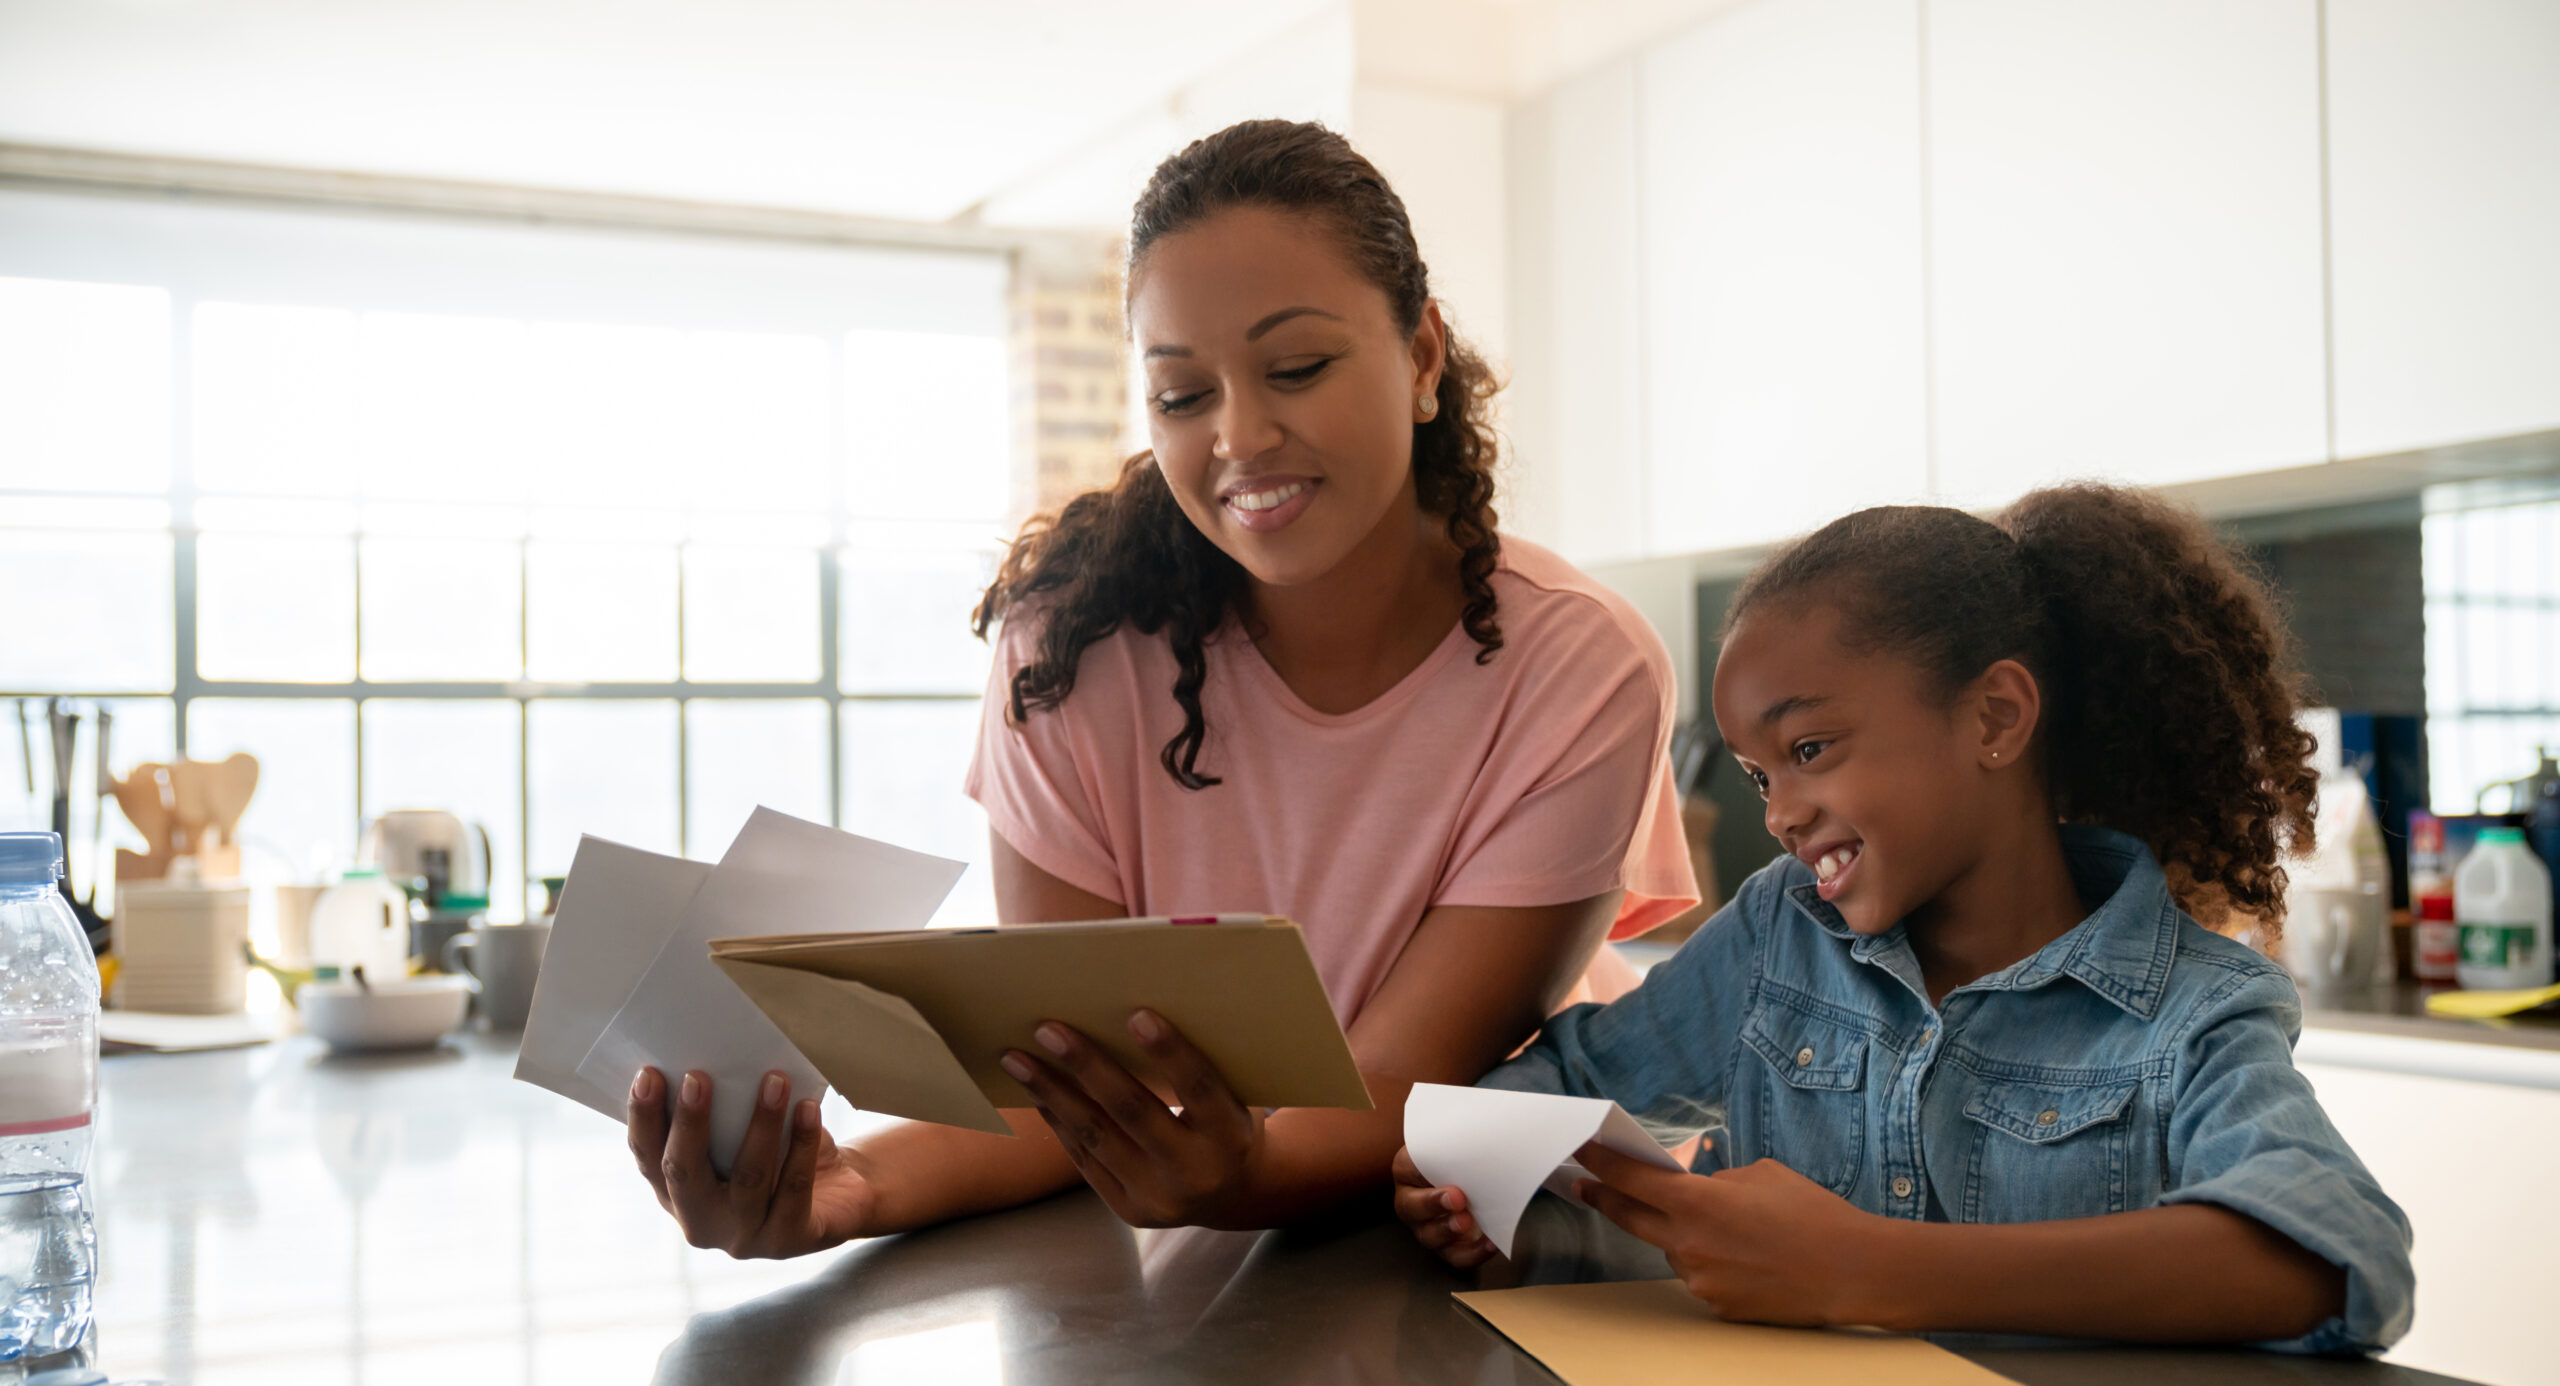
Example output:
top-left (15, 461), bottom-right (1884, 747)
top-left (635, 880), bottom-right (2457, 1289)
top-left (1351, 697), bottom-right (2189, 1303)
top-left (709, 917), bottom-right (1372, 1135)
top-left (1456, 1281), bottom-right (2019, 1386)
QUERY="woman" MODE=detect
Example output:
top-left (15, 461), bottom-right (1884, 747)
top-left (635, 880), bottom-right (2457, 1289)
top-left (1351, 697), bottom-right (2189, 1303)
top-left (627, 119), bottom-right (1697, 1255)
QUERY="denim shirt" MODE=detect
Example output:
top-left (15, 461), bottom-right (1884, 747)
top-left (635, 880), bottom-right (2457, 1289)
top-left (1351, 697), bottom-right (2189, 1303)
top-left (1482, 826), bottom-right (2415, 1354)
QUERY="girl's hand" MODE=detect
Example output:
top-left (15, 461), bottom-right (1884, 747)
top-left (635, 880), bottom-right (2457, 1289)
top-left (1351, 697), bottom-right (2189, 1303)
top-left (1390, 1145), bottom-right (1504, 1269)
top-left (627, 1066), bottom-right (879, 1259)
top-left (999, 1009), bottom-right (1265, 1229)
top-left (1573, 1145), bottom-right (1889, 1327)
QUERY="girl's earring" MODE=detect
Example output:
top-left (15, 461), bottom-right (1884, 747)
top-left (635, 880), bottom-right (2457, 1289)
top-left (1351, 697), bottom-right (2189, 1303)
top-left (1417, 394), bottom-right (1437, 420)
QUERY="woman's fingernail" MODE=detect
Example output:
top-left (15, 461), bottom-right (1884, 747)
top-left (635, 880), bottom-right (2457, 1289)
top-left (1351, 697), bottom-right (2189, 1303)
top-left (632, 1069), bottom-right (655, 1101)
top-left (760, 1073), bottom-right (786, 1110)
top-left (681, 1072), bottom-right (706, 1109)
top-left (795, 1098), bottom-right (820, 1132)
top-left (1035, 1024), bottom-right (1071, 1057)
top-left (1001, 1051), bottom-right (1038, 1082)
top-left (1129, 1009), bottom-right (1164, 1043)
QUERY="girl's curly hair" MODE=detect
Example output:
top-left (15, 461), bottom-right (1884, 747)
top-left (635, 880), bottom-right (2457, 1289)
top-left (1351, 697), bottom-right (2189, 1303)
top-left (1728, 483), bottom-right (2320, 937)
top-left (972, 119), bottom-right (1503, 790)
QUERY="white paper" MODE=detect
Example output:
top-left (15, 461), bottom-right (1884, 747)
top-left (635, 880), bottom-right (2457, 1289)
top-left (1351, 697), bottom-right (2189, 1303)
top-left (514, 834), bottom-right (711, 1119)
top-left (574, 807), bottom-right (966, 1170)
top-left (1404, 1082), bottom-right (1686, 1258)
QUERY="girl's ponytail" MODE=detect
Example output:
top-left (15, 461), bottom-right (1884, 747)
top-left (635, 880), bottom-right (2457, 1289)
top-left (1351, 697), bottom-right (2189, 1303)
top-left (1727, 482), bottom-right (2320, 933)
top-left (2004, 485), bottom-right (2319, 930)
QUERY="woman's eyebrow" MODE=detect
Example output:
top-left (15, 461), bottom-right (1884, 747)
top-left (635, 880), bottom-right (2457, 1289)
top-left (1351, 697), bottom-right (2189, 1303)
top-left (1143, 306), bottom-right (1347, 360)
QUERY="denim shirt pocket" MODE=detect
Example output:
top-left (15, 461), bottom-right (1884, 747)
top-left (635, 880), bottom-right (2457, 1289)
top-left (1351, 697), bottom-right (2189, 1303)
top-left (1741, 999), bottom-right (1870, 1198)
top-left (1959, 1078), bottom-right (2141, 1223)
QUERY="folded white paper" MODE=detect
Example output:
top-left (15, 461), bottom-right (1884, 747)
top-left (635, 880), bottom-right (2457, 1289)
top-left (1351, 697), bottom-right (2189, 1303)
top-left (573, 807), bottom-right (966, 1170)
top-left (514, 835), bottom-right (712, 1120)
top-left (1404, 1082), bottom-right (1686, 1258)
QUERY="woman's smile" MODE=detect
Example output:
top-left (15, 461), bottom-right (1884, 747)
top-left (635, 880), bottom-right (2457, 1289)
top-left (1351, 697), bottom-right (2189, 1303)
top-left (1222, 475), bottom-right (1321, 532)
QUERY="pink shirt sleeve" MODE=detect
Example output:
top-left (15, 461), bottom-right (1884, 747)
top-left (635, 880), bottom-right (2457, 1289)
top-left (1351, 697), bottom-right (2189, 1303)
top-left (962, 612), bottom-right (1127, 905)
top-left (1434, 611), bottom-right (1700, 940)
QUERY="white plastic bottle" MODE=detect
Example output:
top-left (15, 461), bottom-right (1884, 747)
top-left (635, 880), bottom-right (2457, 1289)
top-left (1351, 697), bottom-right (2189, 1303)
top-left (2454, 826), bottom-right (2554, 990)
top-left (0, 832), bottom-right (100, 1360)
top-left (307, 867), bottom-right (412, 981)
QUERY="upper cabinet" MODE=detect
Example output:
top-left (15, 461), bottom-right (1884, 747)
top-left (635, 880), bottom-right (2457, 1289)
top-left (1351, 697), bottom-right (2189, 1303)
top-left (2326, 0), bottom-right (2560, 459)
top-left (1506, 57), bottom-right (1648, 568)
top-left (1638, 0), bottom-right (1928, 556)
top-left (1925, 0), bottom-right (2330, 510)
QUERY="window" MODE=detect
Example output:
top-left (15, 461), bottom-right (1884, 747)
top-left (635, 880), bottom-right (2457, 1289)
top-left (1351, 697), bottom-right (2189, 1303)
top-left (1, 188), bottom-right (1012, 924)
top-left (2422, 491), bottom-right (2560, 812)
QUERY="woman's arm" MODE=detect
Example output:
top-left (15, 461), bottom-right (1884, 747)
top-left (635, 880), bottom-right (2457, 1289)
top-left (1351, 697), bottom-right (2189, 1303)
top-left (1000, 855), bottom-right (1626, 1230)
top-left (1573, 1146), bottom-right (2342, 1342)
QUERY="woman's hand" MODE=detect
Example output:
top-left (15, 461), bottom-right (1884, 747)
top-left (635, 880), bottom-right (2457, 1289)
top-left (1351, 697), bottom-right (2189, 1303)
top-left (1572, 1145), bottom-right (1888, 1327)
top-left (999, 1009), bottom-right (1265, 1229)
top-left (627, 1066), bottom-right (879, 1259)
top-left (1389, 1145), bottom-right (1504, 1269)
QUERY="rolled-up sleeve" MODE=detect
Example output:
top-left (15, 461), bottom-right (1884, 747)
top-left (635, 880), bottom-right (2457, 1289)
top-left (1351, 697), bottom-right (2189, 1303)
top-left (2157, 969), bottom-right (2415, 1354)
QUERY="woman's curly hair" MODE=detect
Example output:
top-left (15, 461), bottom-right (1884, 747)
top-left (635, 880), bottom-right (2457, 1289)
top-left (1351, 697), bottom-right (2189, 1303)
top-left (972, 119), bottom-right (1504, 790)
top-left (1728, 483), bottom-right (2320, 938)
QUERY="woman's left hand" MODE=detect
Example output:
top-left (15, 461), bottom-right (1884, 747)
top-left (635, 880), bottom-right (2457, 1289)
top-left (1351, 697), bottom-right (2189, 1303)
top-left (1000, 1009), bottom-right (1265, 1229)
top-left (1572, 1144), bottom-right (1892, 1327)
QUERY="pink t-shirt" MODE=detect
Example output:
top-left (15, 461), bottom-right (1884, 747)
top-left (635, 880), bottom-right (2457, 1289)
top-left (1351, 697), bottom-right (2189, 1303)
top-left (963, 535), bottom-right (1700, 1023)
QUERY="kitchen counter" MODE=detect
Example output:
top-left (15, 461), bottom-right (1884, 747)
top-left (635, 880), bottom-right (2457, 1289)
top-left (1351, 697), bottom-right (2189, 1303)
top-left (78, 1032), bottom-right (2485, 1385)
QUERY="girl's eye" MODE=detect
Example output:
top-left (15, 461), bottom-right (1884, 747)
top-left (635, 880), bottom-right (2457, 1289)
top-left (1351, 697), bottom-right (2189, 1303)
top-left (1269, 359), bottom-right (1331, 386)
top-left (1744, 768), bottom-right (1770, 800)
top-left (1153, 389), bottom-right (1210, 416)
top-left (1791, 740), bottom-right (1830, 767)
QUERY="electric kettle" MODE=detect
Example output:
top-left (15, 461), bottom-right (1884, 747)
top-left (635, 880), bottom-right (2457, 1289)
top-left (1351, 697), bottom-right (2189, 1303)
top-left (359, 809), bottom-right (492, 907)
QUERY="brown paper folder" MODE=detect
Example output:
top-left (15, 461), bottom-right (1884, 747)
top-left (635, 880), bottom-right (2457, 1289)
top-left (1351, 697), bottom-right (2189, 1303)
top-left (710, 917), bottom-right (1371, 1137)
top-left (1456, 1281), bottom-right (2017, 1386)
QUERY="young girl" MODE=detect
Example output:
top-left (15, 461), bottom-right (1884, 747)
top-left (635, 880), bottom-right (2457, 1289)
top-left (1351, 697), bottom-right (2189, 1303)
top-left (1393, 486), bottom-right (2414, 1352)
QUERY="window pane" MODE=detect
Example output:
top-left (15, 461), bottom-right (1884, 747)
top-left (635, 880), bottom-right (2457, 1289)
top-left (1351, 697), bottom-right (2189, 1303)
top-left (843, 330), bottom-right (1008, 524)
top-left (526, 539), bottom-right (677, 682)
top-left (196, 533), bottom-right (356, 682)
top-left (192, 302), bottom-right (359, 497)
top-left (359, 536), bottom-right (522, 682)
top-left (528, 700), bottom-right (677, 875)
top-left (682, 546), bottom-right (818, 683)
top-left (839, 545), bottom-right (994, 695)
top-left (684, 700), bottom-right (829, 858)
top-left (680, 332), bottom-right (830, 515)
top-left (839, 699), bottom-right (991, 926)
top-left (362, 700), bottom-right (523, 921)
top-left (0, 277), bottom-right (170, 494)
top-left (0, 530), bottom-right (173, 691)
top-left (357, 312), bottom-right (529, 503)
top-left (187, 699), bottom-right (357, 879)
top-left (521, 322), bottom-right (686, 511)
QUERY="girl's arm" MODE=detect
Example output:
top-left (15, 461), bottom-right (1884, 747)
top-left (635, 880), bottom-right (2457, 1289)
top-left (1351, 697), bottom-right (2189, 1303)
top-left (1574, 1147), bottom-right (2342, 1341)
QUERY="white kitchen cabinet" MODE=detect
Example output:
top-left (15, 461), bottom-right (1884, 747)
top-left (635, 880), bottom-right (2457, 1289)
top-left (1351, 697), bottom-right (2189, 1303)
top-left (1926, 1), bottom-right (2330, 510)
top-left (1506, 56), bottom-right (1648, 567)
top-left (2297, 1048), bottom-right (2560, 1386)
top-left (2326, 0), bottom-right (2560, 460)
top-left (1637, 0), bottom-right (1928, 556)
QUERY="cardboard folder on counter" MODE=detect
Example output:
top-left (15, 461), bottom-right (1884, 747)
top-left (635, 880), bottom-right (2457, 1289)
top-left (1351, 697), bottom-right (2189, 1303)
top-left (709, 915), bottom-right (1371, 1136)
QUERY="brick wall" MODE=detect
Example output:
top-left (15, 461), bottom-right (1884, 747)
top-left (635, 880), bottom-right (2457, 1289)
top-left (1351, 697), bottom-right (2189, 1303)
top-left (1008, 240), bottom-right (1135, 523)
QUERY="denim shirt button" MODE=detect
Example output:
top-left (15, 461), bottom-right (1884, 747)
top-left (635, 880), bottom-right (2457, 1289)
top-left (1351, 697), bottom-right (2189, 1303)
top-left (2036, 1108), bottom-right (2060, 1127)
top-left (1795, 1047), bottom-right (1814, 1067)
top-left (1892, 1176), bottom-right (1914, 1199)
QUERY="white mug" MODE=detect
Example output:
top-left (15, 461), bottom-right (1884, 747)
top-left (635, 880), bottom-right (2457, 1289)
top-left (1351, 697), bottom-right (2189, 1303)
top-left (443, 922), bottom-right (550, 1031)
top-left (2285, 883), bottom-right (2386, 1007)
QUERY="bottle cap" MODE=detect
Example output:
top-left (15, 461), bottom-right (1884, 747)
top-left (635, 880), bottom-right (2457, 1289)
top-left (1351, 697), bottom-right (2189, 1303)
top-left (0, 832), bottom-right (65, 887)
top-left (2480, 826), bottom-right (2527, 845)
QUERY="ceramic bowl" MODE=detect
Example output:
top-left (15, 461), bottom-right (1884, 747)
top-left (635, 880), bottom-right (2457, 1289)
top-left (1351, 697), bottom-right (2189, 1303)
top-left (299, 976), bottom-right (472, 1052)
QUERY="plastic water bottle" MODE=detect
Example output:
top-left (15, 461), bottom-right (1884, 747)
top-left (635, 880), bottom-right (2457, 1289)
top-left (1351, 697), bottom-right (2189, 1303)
top-left (0, 833), bottom-right (100, 1361)
top-left (2454, 826), bottom-right (2554, 991)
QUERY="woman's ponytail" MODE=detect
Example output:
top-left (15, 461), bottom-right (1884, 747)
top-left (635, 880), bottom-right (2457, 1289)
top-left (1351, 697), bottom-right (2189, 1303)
top-left (1727, 482), bottom-right (2320, 933)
